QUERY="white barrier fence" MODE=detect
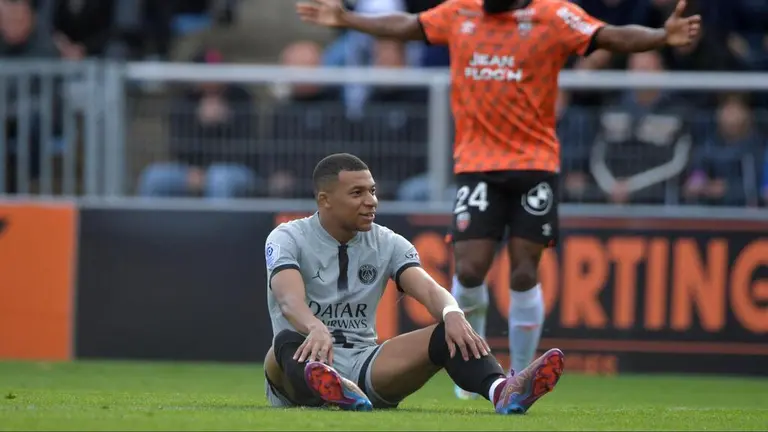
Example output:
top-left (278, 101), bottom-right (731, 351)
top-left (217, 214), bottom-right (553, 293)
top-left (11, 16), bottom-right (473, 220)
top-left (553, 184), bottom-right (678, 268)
top-left (2, 61), bottom-right (768, 214)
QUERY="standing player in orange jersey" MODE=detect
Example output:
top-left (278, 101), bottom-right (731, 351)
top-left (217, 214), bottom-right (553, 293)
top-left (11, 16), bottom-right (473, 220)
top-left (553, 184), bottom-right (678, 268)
top-left (297, 0), bottom-right (701, 399)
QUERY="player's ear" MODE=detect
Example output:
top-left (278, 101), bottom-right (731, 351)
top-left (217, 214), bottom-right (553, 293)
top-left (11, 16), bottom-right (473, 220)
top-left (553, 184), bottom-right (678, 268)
top-left (317, 191), bottom-right (331, 208)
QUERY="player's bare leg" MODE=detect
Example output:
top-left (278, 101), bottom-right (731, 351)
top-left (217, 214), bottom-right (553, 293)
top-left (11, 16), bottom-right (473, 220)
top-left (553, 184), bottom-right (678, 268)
top-left (451, 238), bottom-right (497, 399)
top-left (369, 322), bottom-right (564, 414)
top-left (367, 325), bottom-right (442, 404)
top-left (506, 238), bottom-right (546, 375)
top-left (265, 331), bottom-right (372, 411)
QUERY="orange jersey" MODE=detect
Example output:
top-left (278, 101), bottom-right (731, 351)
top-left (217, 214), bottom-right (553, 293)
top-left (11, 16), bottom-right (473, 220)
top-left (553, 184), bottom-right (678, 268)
top-left (418, 0), bottom-right (605, 173)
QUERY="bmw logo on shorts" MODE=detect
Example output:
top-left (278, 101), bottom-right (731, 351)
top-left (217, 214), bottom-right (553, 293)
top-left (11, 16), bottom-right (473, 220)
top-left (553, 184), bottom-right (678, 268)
top-left (522, 182), bottom-right (553, 216)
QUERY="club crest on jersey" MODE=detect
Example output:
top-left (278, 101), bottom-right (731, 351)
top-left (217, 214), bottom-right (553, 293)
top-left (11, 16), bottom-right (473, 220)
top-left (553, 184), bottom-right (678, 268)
top-left (522, 182), bottom-right (553, 216)
top-left (456, 211), bottom-right (471, 232)
top-left (460, 20), bottom-right (476, 34)
top-left (358, 264), bottom-right (378, 285)
top-left (517, 20), bottom-right (533, 37)
top-left (514, 8), bottom-right (535, 37)
top-left (265, 241), bottom-right (280, 270)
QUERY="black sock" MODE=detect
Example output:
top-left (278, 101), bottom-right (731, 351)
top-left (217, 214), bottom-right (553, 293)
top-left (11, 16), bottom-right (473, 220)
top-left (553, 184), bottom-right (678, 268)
top-left (274, 331), bottom-right (323, 406)
top-left (428, 322), bottom-right (505, 401)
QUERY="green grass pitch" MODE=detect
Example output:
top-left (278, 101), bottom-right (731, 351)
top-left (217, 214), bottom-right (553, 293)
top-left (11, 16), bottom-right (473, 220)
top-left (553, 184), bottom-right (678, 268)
top-left (1, 360), bottom-right (766, 431)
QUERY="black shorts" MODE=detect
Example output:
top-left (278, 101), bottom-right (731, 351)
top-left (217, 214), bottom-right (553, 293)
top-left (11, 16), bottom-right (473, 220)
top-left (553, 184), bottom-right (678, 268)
top-left (449, 170), bottom-right (559, 247)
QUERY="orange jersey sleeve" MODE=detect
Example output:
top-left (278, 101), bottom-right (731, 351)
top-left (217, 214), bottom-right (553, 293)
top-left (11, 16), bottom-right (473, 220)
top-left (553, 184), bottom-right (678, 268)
top-left (418, 0), bottom-right (464, 45)
top-left (551, 1), bottom-right (606, 56)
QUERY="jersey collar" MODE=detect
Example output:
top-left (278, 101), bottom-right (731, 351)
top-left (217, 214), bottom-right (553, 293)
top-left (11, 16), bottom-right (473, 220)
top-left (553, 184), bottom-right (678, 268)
top-left (310, 212), bottom-right (361, 246)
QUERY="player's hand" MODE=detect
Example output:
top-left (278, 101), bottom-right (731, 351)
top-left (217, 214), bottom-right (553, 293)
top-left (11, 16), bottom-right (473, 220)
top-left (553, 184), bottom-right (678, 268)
top-left (296, 0), bottom-right (346, 28)
top-left (663, 0), bottom-right (701, 47)
top-left (294, 323), bottom-right (334, 365)
top-left (444, 311), bottom-right (490, 362)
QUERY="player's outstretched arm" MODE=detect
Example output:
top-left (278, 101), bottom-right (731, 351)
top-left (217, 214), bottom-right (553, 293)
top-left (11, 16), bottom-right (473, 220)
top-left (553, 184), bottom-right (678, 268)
top-left (398, 266), bottom-right (459, 321)
top-left (594, 0), bottom-right (701, 53)
top-left (271, 270), bottom-right (334, 363)
top-left (398, 266), bottom-right (490, 361)
top-left (296, 0), bottom-right (425, 41)
top-left (271, 270), bottom-right (324, 335)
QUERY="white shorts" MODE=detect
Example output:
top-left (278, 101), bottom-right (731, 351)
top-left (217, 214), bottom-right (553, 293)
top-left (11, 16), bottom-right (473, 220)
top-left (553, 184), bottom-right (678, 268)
top-left (265, 342), bottom-right (399, 409)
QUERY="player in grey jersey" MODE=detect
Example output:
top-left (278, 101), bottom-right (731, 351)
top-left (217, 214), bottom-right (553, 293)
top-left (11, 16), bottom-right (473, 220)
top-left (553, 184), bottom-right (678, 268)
top-left (263, 153), bottom-right (565, 414)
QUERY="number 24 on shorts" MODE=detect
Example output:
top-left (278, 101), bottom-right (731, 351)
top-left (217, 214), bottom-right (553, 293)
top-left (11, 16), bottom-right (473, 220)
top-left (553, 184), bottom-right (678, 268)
top-left (454, 182), bottom-right (489, 214)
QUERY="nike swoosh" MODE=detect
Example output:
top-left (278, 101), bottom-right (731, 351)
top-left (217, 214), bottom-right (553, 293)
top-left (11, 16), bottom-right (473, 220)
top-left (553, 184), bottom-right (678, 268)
top-left (0, 218), bottom-right (6, 236)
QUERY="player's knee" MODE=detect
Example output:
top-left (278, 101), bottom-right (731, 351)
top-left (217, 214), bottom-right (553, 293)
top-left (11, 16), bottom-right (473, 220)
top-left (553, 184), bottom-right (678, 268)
top-left (508, 238), bottom-right (546, 292)
top-left (455, 260), bottom-right (487, 288)
top-left (453, 241), bottom-right (494, 288)
top-left (509, 260), bottom-right (538, 292)
top-left (273, 329), bottom-right (306, 365)
top-left (427, 322), bottom-right (450, 366)
top-left (264, 347), bottom-right (286, 387)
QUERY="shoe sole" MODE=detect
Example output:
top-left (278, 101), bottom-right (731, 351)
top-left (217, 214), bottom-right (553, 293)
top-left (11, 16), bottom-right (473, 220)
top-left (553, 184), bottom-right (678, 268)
top-left (502, 349), bottom-right (565, 414)
top-left (304, 361), bottom-right (373, 412)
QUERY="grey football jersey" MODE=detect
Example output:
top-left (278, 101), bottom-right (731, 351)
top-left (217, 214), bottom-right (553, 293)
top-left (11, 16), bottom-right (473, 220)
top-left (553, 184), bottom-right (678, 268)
top-left (265, 213), bottom-right (421, 347)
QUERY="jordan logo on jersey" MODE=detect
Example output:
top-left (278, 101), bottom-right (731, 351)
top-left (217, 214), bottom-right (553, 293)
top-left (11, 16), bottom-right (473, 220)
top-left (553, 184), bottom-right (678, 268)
top-left (312, 269), bottom-right (324, 282)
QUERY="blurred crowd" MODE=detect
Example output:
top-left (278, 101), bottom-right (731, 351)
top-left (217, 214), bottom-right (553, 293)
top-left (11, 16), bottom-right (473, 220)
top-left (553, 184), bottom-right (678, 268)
top-left (2, 0), bottom-right (768, 206)
top-left (0, 0), bottom-right (236, 61)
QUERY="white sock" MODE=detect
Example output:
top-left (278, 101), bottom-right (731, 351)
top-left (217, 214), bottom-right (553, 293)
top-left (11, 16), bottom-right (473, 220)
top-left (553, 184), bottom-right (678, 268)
top-left (451, 275), bottom-right (489, 338)
top-left (508, 284), bottom-right (545, 374)
top-left (488, 377), bottom-right (506, 404)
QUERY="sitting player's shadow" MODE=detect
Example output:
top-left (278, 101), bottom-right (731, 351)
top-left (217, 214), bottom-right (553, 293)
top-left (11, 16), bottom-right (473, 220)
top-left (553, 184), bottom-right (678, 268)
top-left (385, 405), bottom-right (498, 416)
top-left (267, 405), bottom-right (499, 416)
top-left (186, 404), bottom-right (277, 411)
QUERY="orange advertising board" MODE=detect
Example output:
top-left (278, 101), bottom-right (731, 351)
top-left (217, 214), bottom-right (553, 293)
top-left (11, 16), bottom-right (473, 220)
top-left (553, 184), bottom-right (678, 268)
top-left (0, 202), bottom-right (78, 361)
top-left (272, 212), bottom-right (768, 376)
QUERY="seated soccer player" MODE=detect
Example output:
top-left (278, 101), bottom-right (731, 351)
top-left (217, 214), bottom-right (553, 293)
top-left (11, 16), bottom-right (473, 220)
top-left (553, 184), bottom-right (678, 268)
top-left (262, 153), bottom-right (564, 413)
